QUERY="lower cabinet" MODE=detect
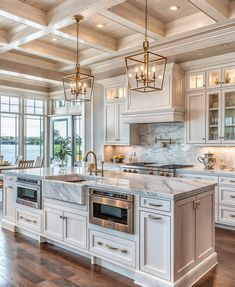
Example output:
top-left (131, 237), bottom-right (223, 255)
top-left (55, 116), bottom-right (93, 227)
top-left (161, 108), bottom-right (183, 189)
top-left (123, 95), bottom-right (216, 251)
top-left (3, 177), bottom-right (16, 224)
top-left (43, 206), bottom-right (87, 250)
top-left (140, 211), bottom-right (171, 280)
top-left (16, 207), bottom-right (42, 234)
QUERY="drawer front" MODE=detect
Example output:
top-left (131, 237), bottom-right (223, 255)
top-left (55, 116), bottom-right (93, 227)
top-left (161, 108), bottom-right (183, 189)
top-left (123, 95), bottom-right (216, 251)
top-left (140, 196), bottom-right (171, 212)
top-left (219, 176), bottom-right (235, 186)
top-left (178, 173), bottom-right (218, 183)
top-left (219, 206), bottom-right (235, 226)
top-left (90, 230), bottom-right (136, 268)
top-left (219, 186), bottom-right (235, 206)
top-left (16, 208), bottom-right (42, 233)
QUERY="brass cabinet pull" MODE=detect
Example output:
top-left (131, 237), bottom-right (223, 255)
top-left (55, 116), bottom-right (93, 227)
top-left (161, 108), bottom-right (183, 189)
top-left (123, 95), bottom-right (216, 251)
top-left (120, 249), bottom-right (128, 254)
top-left (193, 200), bottom-right (201, 210)
top-left (97, 241), bottom-right (103, 246)
top-left (59, 215), bottom-right (63, 219)
top-left (149, 203), bottom-right (163, 207)
top-left (230, 195), bottom-right (235, 199)
top-left (33, 220), bottom-right (37, 224)
top-left (105, 244), bottom-right (118, 250)
top-left (20, 216), bottom-right (23, 219)
top-left (230, 214), bottom-right (235, 218)
top-left (149, 215), bottom-right (162, 220)
top-left (25, 218), bottom-right (32, 223)
top-left (63, 216), bottom-right (67, 220)
top-left (229, 180), bottom-right (235, 183)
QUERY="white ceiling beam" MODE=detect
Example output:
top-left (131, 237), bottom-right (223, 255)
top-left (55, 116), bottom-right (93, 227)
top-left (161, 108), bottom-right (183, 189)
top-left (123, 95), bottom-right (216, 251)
top-left (0, 59), bottom-right (61, 84)
top-left (187, 0), bottom-right (230, 22)
top-left (55, 28), bottom-right (117, 53)
top-left (0, 0), bottom-right (47, 29)
top-left (18, 41), bottom-right (77, 64)
top-left (100, 3), bottom-right (165, 40)
top-left (47, 0), bottom-right (126, 29)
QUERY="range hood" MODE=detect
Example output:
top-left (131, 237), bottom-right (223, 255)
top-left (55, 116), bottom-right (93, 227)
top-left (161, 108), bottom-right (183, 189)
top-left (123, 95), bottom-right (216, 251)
top-left (122, 63), bottom-right (185, 124)
top-left (122, 108), bottom-right (185, 124)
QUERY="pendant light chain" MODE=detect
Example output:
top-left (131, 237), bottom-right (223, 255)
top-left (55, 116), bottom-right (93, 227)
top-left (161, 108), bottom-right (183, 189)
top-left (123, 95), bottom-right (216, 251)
top-left (76, 18), bottom-right (80, 67)
top-left (145, 0), bottom-right (148, 42)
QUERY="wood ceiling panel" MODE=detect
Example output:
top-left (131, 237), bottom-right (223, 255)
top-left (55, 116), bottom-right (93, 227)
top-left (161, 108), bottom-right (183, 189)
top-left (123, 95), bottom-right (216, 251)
top-left (18, 0), bottom-right (65, 12)
top-left (127, 0), bottom-right (199, 23)
top-left (0, 16), bottom-right (25, 31)
top-left (82, 14), bottom-right (134, 40)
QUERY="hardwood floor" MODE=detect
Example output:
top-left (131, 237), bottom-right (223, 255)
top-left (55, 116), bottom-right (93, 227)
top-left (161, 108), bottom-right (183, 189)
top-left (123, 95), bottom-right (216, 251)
top-left (0, 226), bottom-right (234, 286)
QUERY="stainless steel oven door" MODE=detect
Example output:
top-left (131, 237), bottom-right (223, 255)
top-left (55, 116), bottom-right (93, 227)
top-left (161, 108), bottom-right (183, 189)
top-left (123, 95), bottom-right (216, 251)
top-left (16, 182), bottom-right (41, 209)
top-left (89, 194), bottom-right (134, 234)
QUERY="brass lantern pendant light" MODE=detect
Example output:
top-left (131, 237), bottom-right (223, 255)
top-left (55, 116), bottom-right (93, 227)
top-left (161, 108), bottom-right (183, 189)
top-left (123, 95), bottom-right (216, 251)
top-left (62, 15), bottom-right (94, 102)
top-left (125, 0), bottom-right (167, 93)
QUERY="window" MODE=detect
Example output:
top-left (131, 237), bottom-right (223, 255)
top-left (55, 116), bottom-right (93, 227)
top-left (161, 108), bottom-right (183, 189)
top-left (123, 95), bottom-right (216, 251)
top-left (73, 116), bottom-right (83, 163)
top-left (52, 119), bottom-right (68, 160)
top-left (24, 99), bottom-right (45, 160)
top-left (0, 96), bottom-right (19, 163)
top-left (54, 100), bottom-right (65, 108)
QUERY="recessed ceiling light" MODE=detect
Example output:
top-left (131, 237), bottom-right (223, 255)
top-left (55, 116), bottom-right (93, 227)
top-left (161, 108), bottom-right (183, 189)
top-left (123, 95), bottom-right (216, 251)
top-left (197, 52), bottom-right (203, 56)
top-left (169, 5), bottom-right (179, 11)
top-left (52, 38), bottom-right (57, 41)
top-left (96, 24), bottom-right (104, 28)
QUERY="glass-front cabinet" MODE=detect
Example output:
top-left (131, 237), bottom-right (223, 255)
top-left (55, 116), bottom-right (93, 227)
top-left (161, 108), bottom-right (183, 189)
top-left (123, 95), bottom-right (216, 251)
top-left (207, 66), bottom-right (235, 89)
top-left (105, 87), bottom-right (126, 100)
top-left (222, 90), bottom-right (235, 143)
top-left (206, 91), bottom-right (221, 143)
top-left (187, 72), bottom-right (205, 91)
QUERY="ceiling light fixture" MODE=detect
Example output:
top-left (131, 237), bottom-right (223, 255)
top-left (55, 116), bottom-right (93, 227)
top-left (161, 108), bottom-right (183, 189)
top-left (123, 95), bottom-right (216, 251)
top-left (125, 0), bottom-right (167, 92)
top-left (169, 5), bottom-right (179, 11)
top-left (96, 24), bottom-right (104, 28)
top-left (52, 37), bottom-right (57, 41)
top-left (62, 15), bottom-right (94, 102)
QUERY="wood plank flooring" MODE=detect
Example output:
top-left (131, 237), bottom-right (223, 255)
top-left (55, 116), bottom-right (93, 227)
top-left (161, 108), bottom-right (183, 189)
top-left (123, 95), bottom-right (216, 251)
top-left (0, 227), bottom-right (234, 286)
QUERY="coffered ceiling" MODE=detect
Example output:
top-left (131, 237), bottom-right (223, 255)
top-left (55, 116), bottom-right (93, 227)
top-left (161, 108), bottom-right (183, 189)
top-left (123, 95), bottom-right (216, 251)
top-left (0, 0), bottom-right (234, 93)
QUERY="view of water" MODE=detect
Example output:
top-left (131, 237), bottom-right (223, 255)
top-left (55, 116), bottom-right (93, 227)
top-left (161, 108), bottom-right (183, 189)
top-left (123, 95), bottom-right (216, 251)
top-left (1, 144), bottom-right (40, 163)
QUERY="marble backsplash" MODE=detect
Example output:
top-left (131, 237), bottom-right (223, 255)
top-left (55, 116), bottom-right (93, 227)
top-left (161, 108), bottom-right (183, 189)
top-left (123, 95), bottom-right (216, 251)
top-left (104, 123), bottom-right (235, 168)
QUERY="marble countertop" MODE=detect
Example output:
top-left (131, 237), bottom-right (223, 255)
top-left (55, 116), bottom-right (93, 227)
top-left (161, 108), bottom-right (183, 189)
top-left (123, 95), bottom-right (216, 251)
top-left (3, 167), bottom-right (216, 200)
top-left (176, 166), bottom-right (235, 177)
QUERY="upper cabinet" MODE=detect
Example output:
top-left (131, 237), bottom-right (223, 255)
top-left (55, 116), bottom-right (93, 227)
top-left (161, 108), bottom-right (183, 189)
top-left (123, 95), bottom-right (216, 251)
top-left (105, 86), bottom-right (126, 101)
top-left (187, 72), bottom-right (205, 91)
top-left (207, 66), bottom-right (235, 89)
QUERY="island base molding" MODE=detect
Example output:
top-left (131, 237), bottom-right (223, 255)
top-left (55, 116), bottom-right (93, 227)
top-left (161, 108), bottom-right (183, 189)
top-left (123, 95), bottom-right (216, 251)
top-left (134, 253), bottom-right (218, 287)
top-left (1, 220), bottom-right (16, 232)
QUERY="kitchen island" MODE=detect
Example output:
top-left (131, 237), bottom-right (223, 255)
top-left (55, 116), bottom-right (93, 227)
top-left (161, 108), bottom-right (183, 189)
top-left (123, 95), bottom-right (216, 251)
top-left (2, 167), bottom-right (217, 287)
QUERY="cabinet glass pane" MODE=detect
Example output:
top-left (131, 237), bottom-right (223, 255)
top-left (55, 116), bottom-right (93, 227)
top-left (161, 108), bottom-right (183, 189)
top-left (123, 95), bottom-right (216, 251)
top-left (208, 93), bottom-right (219, 141)
top-left (224, 91), bottom-right (235, 140)
top-left (189, 76), bottom-right (196, 89)
top-left (197, 74), bottom-right (204, 88)
top-left (106, 88), bottom-right (126, 100)
top-left (208, 71), bottom-right (220, 87)
top-left (224, 69), bottom-right (235, 85)
top-left (189, 74), bottom-right (204, 89)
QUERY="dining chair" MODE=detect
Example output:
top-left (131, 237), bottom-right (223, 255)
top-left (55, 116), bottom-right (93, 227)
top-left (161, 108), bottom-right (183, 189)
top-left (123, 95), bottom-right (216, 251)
top-left (34, 156), bottom-right (44, 168)
top-left (18, 160), bottom-right (35, 168)
top-left (15, 155), bottom-right (23, 165)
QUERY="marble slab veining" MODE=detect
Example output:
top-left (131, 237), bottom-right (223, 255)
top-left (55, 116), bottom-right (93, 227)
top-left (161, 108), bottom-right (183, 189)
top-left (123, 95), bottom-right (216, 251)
top-left (4, 167), bottom-right (216, 201)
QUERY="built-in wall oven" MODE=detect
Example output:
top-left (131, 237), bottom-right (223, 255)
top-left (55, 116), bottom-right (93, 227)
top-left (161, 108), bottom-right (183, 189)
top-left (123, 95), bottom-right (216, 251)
top-left (16, 177), bottom-right (42, 209)
top-left (89, 189), bottom-right (134, 234)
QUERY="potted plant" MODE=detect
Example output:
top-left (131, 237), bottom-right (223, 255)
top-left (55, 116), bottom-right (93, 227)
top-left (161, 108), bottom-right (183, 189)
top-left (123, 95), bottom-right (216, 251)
top-left (54, 130), bottom-right (72, 169)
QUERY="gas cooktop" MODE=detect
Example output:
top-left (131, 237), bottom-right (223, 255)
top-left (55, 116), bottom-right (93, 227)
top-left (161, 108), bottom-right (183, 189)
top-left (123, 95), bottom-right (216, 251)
top-left (125, 162), bottom-right (193, 169)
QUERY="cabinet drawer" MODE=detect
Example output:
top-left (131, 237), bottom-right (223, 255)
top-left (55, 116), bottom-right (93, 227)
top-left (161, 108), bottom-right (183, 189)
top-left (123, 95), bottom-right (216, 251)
top-left (16, 208), bottom-right (42, 233)
top-left (219, 177), bottom-right (235, 186)
top-left (219, 206), bottom-right (235, 226)
top-left (90, 230), bottom-right (136, 268)
top-left (219, 186), bottom-right (235, 206)
top-left (140, 196), bottom-right (171, 212)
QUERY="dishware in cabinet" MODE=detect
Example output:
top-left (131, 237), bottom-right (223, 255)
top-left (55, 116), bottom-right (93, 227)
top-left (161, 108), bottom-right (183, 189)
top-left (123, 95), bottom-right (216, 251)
top-left (221, 89), bottom-right (235, 143)
top-left (206, 66), bottom-right (235, 89)
top-left (186, 72), bottom-right (205, 92)
top-left (206, 91), bottom-right (221, 143)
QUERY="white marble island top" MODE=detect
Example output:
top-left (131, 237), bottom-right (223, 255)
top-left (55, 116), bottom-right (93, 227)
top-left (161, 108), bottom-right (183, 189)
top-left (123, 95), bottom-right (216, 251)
top-left (3, 167), bottom-right (216, 200)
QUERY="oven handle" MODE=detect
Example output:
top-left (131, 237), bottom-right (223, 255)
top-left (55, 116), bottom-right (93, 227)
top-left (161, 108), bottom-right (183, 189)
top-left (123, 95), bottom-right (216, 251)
top-left (89, 194), bottom-right (133, 209)
top-left (16, 182), bottom-right (41, 191)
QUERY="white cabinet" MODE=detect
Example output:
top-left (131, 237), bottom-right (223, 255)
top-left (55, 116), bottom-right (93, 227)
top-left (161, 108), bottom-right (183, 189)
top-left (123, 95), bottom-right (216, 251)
top-left (15, 207), bottom-right (42, 234)
top-left (3, 176), bottom-right (16, 224)
top-left (187, 72), bottom-right (205, 91)
top-left (140, 210), bottom-right (171, 280)
top-left (43, 206), bottom-right (87, 250)
top-left (186, 92), bottom-right (206, 143)
top-left (104, 100), bottom-right (129, 145)
top-left (206, 66), bottom-right (235, 89)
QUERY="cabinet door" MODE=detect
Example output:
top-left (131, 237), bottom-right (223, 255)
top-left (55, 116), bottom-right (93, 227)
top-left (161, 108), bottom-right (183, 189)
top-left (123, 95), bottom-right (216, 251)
top-left (140, 211), bottom-right (171, 280)
top-left (186, 92), bottom-right (206, 143)
top-left (206, 69), bottom-right (222, 89)
top-left (43, 207), bottom-right (63, 241)
top-left (116, 102), bottom-right (129, 144)
top-left (206, 91), bottom-right (221, 143)
top-left (222, 66), bottom-right (235, 87)
top-left (187, 72), bottom-right (205, 91)
top-left (195, 191), bottom-right (214, 263)
top-left (221, 89), bottom-right (235, 143)
top-left (3, 184), bottom-right (16, 223)
top-left (104, 103), bottom-right (116, 143)
top-left (63, 212), bottom-right (87, 250)
top-left (174, 197), bottom-right (196, 279)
